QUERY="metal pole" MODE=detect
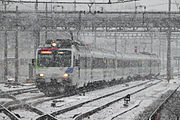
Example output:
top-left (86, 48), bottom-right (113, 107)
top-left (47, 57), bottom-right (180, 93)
top-left (33, 5), bottom-right (40, 80)
top-left (94, 30), bottom-right (96, 49)
top-left (51, 0), bottom-right (52, 13)
top-left (178, 59), bottom-right (180, 78)
top-left (3, 2), bottom-right (8, 82)
top-left (78, 11), bottom-right (81, 32)
top-left (135, 0), bottom-right (137, 12)
top-left (88, 3), bottom-right (93, 13)
top-left (163, 37), bottom-right (165, 71)
top-left (176, 39), bottom-right (178, 67)
top-left (35, 0), bottom-right (38, 11)
top-left (45, 2), bottom-right (48, 42)
top-left (159, 39), bottom-right (161, 57)
top-left (115, 33), bottom-right (117, 52)
top-left (150, 32), bottom-right (153, 53)
top-left (167, 0), bottom-right (172, 81)
top-left (124, 38), bottom-right (127, 53)
top-left (74, 0), bottom-right (76, 11)
top-left (15, 6), bottom-right (19, 82)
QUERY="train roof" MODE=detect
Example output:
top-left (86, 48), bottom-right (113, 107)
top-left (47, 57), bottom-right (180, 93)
top-left (83, 49), bottom-right (159, 60)
top-left (121, 53), bottom-right (159, 60)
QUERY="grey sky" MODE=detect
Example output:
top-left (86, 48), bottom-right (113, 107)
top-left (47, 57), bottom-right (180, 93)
top-left (1, 0), bottom-right (180, 11)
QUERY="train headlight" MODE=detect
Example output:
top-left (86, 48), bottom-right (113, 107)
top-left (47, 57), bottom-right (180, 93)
top-left (51, 42), bottom-right (57, 47)
top-left (63, 73), bottom-right (69, 78)
top-left (39, 73), bottom-right (44, 77)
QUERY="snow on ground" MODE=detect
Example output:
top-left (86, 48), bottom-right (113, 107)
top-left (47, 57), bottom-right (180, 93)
top-left (36, 80), bottom-right (150, 113)
top-left (0, 83), bottom-right (35, 92)
top-left (0, 98), bottom-right (13, 104)
top-left (99, 77), bottom-right (180, 120)
top-left (1, 77), bottom-right (178, 120)
top-left (0, 112), bottom-right (11, 120)
top-left (56, 80), bottom-right (160, 120)
top-left (81, 77), bottom-right (180, 120)
top-left (13, 109), bottom-right (39, 120)
top-left (104, 100), bottom-right (142, 120)
top-left (15, 91), bottom-right (44, 100)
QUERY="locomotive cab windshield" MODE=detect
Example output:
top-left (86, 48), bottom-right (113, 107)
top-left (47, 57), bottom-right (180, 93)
top-left (36, 39), bottom-right (75, 68)
top-left (37, 49), bottom-right (72, 67)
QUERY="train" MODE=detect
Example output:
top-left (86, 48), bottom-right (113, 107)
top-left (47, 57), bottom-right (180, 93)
top-left (33, 33), bottom-right (160, 95)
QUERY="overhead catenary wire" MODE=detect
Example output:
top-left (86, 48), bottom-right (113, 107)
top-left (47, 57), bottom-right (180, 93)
top-left (0, 0), bottom-right (139, 4)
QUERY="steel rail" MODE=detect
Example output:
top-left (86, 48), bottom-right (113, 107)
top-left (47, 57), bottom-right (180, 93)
top-left (49, 80), bottom-right (155, 117)
top-left (0, 105), bottom-right (20, 120)
top-left (36, 114), bottom-right (58, 120)
top-left (148, 85), bottom-right (180, 120)
top-left (73, 80), bottom-right (162, 120)
top-left (5, 86), bottom-right (37, 94)
top-left (0, 87), bottom-right (54, 120)
top-left (110, 101), bottom-right (142, 120)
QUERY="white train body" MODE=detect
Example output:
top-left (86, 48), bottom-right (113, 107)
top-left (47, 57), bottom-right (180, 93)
top-left (35, 39), bottom-right (160, 95)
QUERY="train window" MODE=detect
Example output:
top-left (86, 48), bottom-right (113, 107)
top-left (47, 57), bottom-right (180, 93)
top-left (73, 56), bottom-right (79, 67)
top-left (148, 60), bottom-right (151, 67)
top-left (107, 59), bottom-right (115, 68)
top-left (138, 60), bottom-right (142, 67)
top-left (37, 50), bottom-right (54, 67)
top-left (123, 60), bottom-right (130, 68)
top-left (37, 50), bottom-right (72, 67)
top-left (130, 60), bottom-right (136, 67)
top-left (142, 60), bottom-right (148, 67)
top-left (92, 58), bottom-right (105, 69)
top-left (117, 60), bottom-right (124, 68)
top-left (104, 59), bottom-right (107, 68)
top-left (55, 51), bottom-right (71, 67)
top-left (152, 60), bottom-right (158, 67)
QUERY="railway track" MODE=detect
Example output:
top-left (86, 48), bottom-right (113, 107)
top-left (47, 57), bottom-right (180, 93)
top-left (14, 81), bottom-right (151, 119)
top-left (0, 86), bottom-right (37, 97)
top-left (35, 79), bottom-right (161, 120)
top-left (0, 86), bottom-right (53, 119)
top-left (0, 105), bottom-right (20, 120)
top-left (0, 76), bottom-right (165, 120)
top-left (102, 100), bottom-right (142, 120)
top-left (81, 78), bottom-right (180, 120)
top-left (31, 78), bottom-right (156, 108)
top-left (73, 80), bottom-right (161, 120)
top-left (1, 94), bottom-right (57, 120)
top-left (1, 86), bottom-right (41, 107)
top-left (1, 87), bottom-right (44, 108)
top-left (148, 85), bottom-right (180, 120)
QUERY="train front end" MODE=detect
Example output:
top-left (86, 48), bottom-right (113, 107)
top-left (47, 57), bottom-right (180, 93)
top-left (35, 42), bottom-right (74, 95)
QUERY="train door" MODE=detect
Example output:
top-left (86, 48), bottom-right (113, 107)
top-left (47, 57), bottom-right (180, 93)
top-left (138, 60), bottom-right (141, 76)
top-left (73, 54), bottom-right (81, 87)
top-left (84, 53), bottom-right (92, 84)
top-left (158, 59), bottom-right (161, 74)
top-left (113, 59), bottom-right (116, 80)
top-left (79, 55), bottom-right (87, 85)
top-left (103, 58), bottom-right (107, 80)
top-left (85, 55), bottom-right (91, 83)
top-left (77, 55), bottom-right (80, 79)
top-left (90, 55), bottom-right (93, 81)
top-left (84, 55), bottom-right (87, 81)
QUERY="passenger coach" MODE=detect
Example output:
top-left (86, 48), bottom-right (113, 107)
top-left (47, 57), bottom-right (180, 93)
top-left (34, 39), bottom-right (160, 95)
